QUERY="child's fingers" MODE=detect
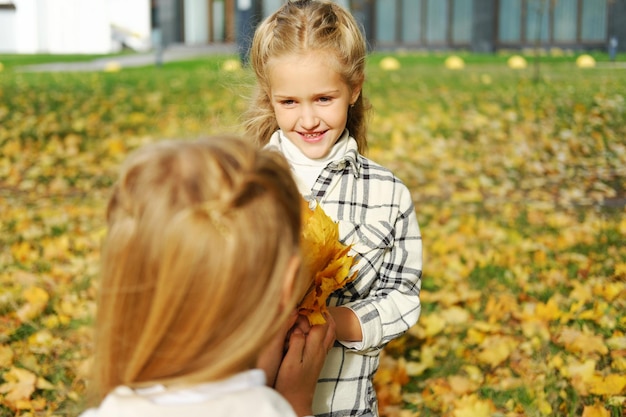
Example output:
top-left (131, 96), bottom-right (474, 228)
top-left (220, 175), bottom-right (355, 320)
top-left (293, 314), bottom-right (311, 334)
top-left (316, 311), bottom-right (336, 352)
top-left (284, 327), bottom-right (306, 363)
top-left (274, 327), bottom-right (317, 416)
top-left (305, 315), bottom-right (336, 357)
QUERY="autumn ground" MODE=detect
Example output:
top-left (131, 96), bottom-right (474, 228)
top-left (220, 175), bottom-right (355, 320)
top-left (0, 52), bottom-right (625, 417)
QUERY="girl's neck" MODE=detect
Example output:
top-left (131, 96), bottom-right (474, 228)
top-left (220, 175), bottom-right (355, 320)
top-left (279, 129), bottom-right (349, 166)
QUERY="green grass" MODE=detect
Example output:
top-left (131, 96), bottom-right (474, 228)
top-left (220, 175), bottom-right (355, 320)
top-left (0, 53), bottom-right (123, 70)
top-left (2, 49), bottom-right (623, 71)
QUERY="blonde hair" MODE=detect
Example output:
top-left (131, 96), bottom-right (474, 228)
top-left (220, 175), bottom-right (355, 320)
top-left (243, 0), bottom-right (369, 153)
top-left (93, 136), bottom-right (303, 401)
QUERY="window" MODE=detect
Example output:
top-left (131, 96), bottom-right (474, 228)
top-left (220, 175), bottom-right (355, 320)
top-left (376, 0), bottom-right (397, 43)
top-left (426, 0), bottom-right (447, 43)
top-left (553, 0), bottom-right (578, 42)
top-left (581, 0), bottom-right (607, 41)
top-left (452, 0), bottom-right (473, 44)
top-left (526, 0), bottom-right (550, 43)
top-left (402, 0), bottom-right (421, 43)
top-left (499, 0), bottom-right (522, 42)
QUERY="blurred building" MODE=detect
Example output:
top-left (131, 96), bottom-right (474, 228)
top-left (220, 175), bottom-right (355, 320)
top-left (351, 0), bottom-right (626, 53)
top-left (0, 0), bottom-right (624, 54)
top-left (0, 0), bottom-right (151, 54)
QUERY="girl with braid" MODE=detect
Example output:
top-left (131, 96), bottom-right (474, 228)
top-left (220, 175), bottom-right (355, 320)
top-left (80, 136), bottom-right (335, 417)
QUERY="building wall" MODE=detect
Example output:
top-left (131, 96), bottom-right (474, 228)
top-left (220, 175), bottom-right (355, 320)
top-left (1, 0), bottom-right (623, 54)
top-left (1, 0), bottom-right (150, 54)
top-left (238, 0), bottom-right (624, 52)
top-left (0, 6), bottom-right (17, 52)
top-left (184, 0), bottom-right (209, 44)
top-left (490, 0), bottom-right (624, 52)
top-left (110, 0), bottom-right (151, 51)
top-left (11, 0), bottom-right (112, 54)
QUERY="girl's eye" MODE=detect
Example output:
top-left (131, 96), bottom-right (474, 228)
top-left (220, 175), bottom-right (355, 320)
top-left (281, 100), bottom-right (295, 106)
top-left (318, 97), bottom-right (332, 103)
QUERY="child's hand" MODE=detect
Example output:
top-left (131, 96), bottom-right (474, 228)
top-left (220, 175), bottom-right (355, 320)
top-left (256, 309), bottom-right (299, 387)
top-left (291, 313), bottom-right (312, 335)
top-left (274, 313), bottom-right (336, 417)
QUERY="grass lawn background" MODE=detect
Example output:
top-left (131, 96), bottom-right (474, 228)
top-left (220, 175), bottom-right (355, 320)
top-left (0, 50), bottom-right (625, 417)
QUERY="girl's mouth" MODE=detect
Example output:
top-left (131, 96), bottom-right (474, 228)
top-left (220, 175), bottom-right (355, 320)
top-left (300, 131), bottom-right (326, 142)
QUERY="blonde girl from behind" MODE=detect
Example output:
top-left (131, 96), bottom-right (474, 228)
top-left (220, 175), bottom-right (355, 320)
top-left (82, 136), bottom-right (335, 417)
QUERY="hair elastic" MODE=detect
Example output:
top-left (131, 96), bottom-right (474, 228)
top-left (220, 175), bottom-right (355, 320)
top-left (194, 202), bottom-right (231, 238)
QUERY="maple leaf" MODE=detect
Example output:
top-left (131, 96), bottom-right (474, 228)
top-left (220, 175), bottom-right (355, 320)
top-left (405, 345), bottom-right (437, 377)
top-left (16, 286), bottom-right (49, 322)
top-left (0, 345), bottom-right (14, 368)
top-left (0, 367), bottom-right (37, 409)
top-left (452, 394), bottom-right (495, 417)
top-left (582, 404), bottom-right (611, 417)
top-left (448, 375), bottom-right (480, 395)
top-left (554, 327), bottom-right (609, 355)
top-left (298, 200), bottom-right (357, 325)
top-left (413, 312), bottom-right (446, 338)
top-left (534, 296), bottom-right (563, 322)
top-left (476, 335), bottom-right (517, 367)
top-left (563, 358), bottom-right (597, 395)
top-left (588, 373), bottom-right (626, 396)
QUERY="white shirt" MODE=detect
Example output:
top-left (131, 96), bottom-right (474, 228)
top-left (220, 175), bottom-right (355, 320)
top-left (79, 370), bottom-right (301, 417)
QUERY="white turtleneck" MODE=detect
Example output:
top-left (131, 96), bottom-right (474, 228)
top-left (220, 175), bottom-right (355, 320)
top-left (277, 130), bottom-right (350, 192)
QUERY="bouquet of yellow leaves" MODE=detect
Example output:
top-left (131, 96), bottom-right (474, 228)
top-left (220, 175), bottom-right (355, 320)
top-left (298, 199), bottom-right (358, 325)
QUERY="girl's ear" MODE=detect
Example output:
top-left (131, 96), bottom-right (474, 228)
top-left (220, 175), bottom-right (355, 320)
top-left (350, 80), bottom-right (364, 105)
top-left (280, 255), bottom-right (301, 308)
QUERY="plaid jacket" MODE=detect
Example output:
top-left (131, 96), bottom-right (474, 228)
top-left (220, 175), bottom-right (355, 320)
top-left (268, 132), bottom-right (423, 417)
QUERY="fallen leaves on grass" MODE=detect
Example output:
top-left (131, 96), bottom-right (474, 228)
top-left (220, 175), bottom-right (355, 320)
top-left (365, 57), bottom-right (626, 417)
top-left (1, 56), bottom-right (625, 416)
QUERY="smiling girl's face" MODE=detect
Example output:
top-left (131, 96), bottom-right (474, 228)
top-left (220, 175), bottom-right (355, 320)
top-left (268, 51), bottom-right (362, 160)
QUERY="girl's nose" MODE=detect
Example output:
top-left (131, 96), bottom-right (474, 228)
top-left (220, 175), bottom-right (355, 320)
top-left (299, 105), bottom-right (319, 129)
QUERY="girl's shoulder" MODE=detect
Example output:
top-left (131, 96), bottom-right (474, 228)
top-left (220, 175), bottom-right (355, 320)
top-left (79, 384), bottom-right (296, 417)
top-left (355, 153), bottom-right (407, 184)
top-left (357, 153), bottom-right (391, 171)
